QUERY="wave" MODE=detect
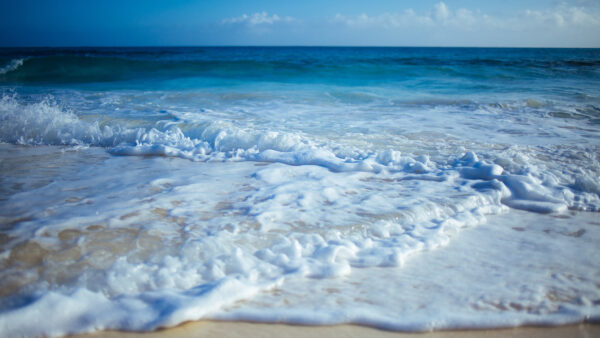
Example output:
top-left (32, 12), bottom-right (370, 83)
top-left (0, 55), bottom-right (336, 83)
top-left (0, 59), bottom-right (24, 75)
top-left (1, 94), bottom-right (598, 214)
top-left (1, 48), bottom-right (598, 84)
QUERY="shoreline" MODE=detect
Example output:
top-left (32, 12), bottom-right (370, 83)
top-left (78, 321), bottom-right (600, 338)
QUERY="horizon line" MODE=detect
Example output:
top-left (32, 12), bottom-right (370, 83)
top-left (1, 45), bottom-right (599, 49)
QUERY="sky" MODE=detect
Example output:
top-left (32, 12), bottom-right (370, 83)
top-left (0, 0), bottom-right (599, 47)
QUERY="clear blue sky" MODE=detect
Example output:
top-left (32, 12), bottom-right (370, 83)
top-left (1, 0), bottom-right (599, 47)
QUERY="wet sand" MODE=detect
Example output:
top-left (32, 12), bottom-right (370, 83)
top-left (79, 321), bottom-right (599, 338)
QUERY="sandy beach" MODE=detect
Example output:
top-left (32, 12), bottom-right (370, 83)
top-left (79, 321), bottom-right (600, 338)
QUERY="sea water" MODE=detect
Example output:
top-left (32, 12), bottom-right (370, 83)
top-left (0, 47), bottom-right (599, 336)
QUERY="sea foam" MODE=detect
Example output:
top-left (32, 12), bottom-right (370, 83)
top-left (1, 94), bottom-right (597, 214)
top-left (0, 46), bottom-right (599, 336)
top-left (0, 59), bottom-right (24, 75)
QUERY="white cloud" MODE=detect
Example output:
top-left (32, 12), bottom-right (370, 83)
top-left (326, 1), bottom-right (600, 47)
top-left (333, 10), bottom-right (433, 28)
top-left (432, 2), bottom-right (450, 22)
top-left (222, 12), bottom-right (295, 26)
top-left (524, 5), bottom-right (600, 28)
top-left (333, 2), bottom-right (477, 28)
top-left (213, 2), bottom-right (599, 47)
top-left (333, 2), bottom-right (600, 31)
top-left (454, 8), bottom-right (477, 26)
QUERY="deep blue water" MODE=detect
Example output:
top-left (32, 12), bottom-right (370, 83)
top-left (1, 47), bottom-right (599, 92)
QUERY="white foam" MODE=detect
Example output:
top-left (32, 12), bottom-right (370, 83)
top-left (0, 146), bottom-right (512, 335)
top-left (1, 93), bottom-right (598, 214)
top-left (0, 59), bottom-right (24, 75)
top-left (0, 94), bottom-right (140, 147)
top-left (215, 210), bottom-right (600, 331)
top-left (0, 89), bottom-right (599, 336)
top-left (0, 277), bottom-right (281, 337)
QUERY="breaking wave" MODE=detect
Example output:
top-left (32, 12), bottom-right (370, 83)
top-left (1, 94), bottom-right (598, 213)
top-left (0, 59), bottom-right (24, 75)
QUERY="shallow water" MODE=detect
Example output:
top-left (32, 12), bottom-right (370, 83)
top-left (0, 47), bottom-right (599, 336)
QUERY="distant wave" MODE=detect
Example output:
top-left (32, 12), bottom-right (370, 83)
top-left (0, 55), bottom-right (321, 83)
top-left (0, 58), bottom-right (24, 75)
top-left (0, 49), bottom-right (598, 84)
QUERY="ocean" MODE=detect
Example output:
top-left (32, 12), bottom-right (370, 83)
top-left (0, 47), bottom-right (599, 336)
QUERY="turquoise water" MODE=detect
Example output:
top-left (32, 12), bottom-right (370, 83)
top-left (2, 47), bottom-right (600, 95)
top-left (0, 47), bottom-right (599, 336)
